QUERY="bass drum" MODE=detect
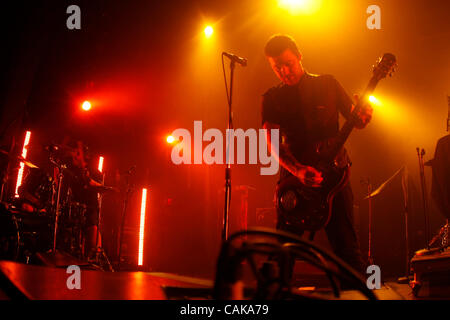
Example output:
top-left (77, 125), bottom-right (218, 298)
top-left (0, 203), bottom-right (52, 263)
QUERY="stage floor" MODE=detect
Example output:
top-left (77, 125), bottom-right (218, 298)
top-left (0, 260), bottom-right (213, 300)
top-left (0, 260), bottom-right (446, 300)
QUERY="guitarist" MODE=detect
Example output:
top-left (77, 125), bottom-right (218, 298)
top-left (262, 34), bottom-right (372, 274)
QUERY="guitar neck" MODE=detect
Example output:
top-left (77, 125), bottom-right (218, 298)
top-left (326, 77), bottom-right (381, 161)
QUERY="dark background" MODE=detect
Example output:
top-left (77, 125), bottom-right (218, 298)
top-left (1, 0), bottom-right (449, 278)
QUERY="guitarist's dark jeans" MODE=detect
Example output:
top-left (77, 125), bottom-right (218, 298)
top-left (277, 183), bottom-right (366, 277)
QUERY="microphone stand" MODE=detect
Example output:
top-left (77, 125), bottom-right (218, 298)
top-left (361, 178), bottom-right (374, 266)
top-left (95, 172), bottom-right (104, 256)
top-left (94, 172), bottom-right (114, 271)
top-left (416, 148), bottom-right (430, 250)
top-left (52, 161), bottom-right (66, 253)
top-left (117, 168), bottom-right (134, 270)
top-left (222, 60), bottom-right (236, 242)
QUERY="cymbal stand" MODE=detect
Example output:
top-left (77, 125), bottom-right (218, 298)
top-left (51, 160), bottom-right (66, 252)
top-left (117, 170), bottom-right (134, 270)
top-left (361, 178), bottom-right (374, 265)
top-left (94, 172), bottom-right (114, 271)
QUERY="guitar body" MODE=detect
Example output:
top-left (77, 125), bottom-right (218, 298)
top-left (276, 147), bottom-right (351, 232)
top-left (274, 53), bottom-right (397, 232)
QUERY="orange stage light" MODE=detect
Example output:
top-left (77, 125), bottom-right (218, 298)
top-left (138, 188), bottom-right (148, 266)
top-left (82, 101), bottom-right (92, 111)
top-left (278, 0), bottom-right (321, 15)
top-left (369, 95), bottom-right (382, 106)
top-left (204, 26), bottom-right (213, 38)
top-left (14, 131), bottom-right (31, 198)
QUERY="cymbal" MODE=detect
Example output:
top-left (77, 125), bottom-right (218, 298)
top-left (364, 166), bottom-right (405, 199)
top-left (0, 149), bottom-right (39, 168)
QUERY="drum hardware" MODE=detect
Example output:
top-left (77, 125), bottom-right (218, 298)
top-left (1, 148), bottom-right (39, 202)
top-left (59, 198), bottom-right (87, 259)
top-left (118, 166), bottom-right (135, 270)
top-left (360, 178), bottom-right (374, 266)
top-left (0, 203), bottom-right (52, 262)
top-left (0, 149), bottom-right (39, 169)
top-left (361, 166), bottom-right (411, 283)
top-left (92, 172), bottom-right (114, 272)
top-left (51, 159), bottom-right (67, 253)
top-left (2, 139), bottom-right (117, 271)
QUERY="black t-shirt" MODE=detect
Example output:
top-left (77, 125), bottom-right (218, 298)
top-left (431, 134), bottom-right (450, 219)
top-left (262, 72), bottom-right (353, 164)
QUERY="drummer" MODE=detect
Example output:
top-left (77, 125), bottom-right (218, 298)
top-left (62, 139), bottom-right (103, 259)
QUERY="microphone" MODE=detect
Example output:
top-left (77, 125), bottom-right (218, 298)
top-left (223, 52), bottom-right (247, 67)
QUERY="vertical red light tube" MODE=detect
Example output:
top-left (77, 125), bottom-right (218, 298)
top-left (138, 188), bottom-right (148, 266)
top-left (98, 156), bottom-right (104, 173)
top-left (14, 131), bottom-right (31, 198)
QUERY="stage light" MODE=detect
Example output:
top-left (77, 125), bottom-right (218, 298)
top-left (369, 95), bottom-right (382, 106)
top-left (204, 26), bottom-right (213, 38)
top-left (278, 0), bottom-right (321, 15)
top-left (14, 131), bottom-right (31, 198)
top-left (82, 100), bottom-right (92, 111)
top-left (98, 156), bottom-right (104, 173)
top-left (138, 188), bottom-right (148, 266)
top-left (166, 135), bottom-right (175, 144)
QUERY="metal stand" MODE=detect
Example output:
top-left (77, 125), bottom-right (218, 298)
top-left (398, 167), bottom-right (411, 283)
top-left (361, 178), bottom-right (375, 266)
top-left (117, 171), bottom-right (133, 270)
top-left (95, 172), bottom-right (104, 250)
top-left (94, 172), bottom-right (114, 271)
top-left (360, 167), bottom-right (410, 281)
top-left (222, 60), bottom-right (235, 242)
top-left (52, 163), bottom-right (66, 252)
top-left (417, 148), bottom-right (430, 249)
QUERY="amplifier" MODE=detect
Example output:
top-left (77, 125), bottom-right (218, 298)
top-left (410, 247), bottom-right (450, 298)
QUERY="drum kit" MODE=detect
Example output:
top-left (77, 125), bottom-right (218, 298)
top-left (0, 143), bottom-right (116, 270)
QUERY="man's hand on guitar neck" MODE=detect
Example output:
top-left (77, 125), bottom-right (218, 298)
top-left (295, 165), bottom-right (323, 188)
top-left (352, 94), bottom-right (373, 129)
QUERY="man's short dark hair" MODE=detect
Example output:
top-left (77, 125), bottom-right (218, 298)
top-left (264, 34), bottom-right (301, 58)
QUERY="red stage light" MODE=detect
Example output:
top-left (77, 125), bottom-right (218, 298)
top-left (138, 188), bottom-right (148, 266)
top-left (82, 101), bottom-right (92, 111)
top-left (15, 131), bottom-right (31, 198)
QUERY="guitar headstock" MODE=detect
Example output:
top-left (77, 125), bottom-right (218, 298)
top-left (372, 53), bottom-right (397, 81)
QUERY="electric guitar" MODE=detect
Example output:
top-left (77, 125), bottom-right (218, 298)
top-left (275, 53), bottom-right (397, 232)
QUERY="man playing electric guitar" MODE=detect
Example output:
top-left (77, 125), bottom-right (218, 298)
top-left (262, 35), bottom-right (373, 274)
